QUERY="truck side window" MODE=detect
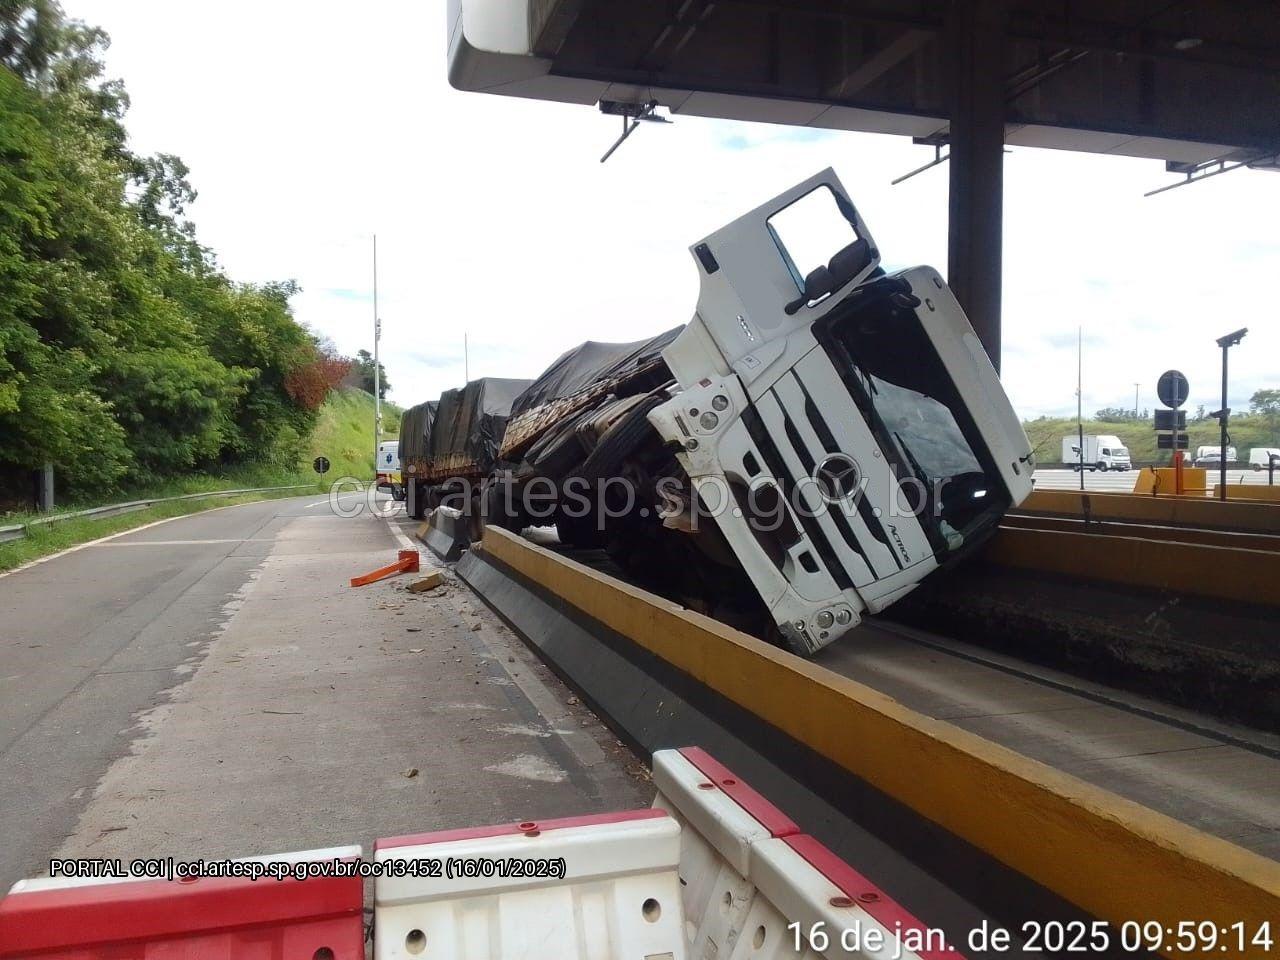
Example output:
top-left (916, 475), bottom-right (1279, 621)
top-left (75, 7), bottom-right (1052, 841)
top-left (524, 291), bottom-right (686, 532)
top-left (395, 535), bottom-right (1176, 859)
top-left (766, 185), bottom-right (860, 292)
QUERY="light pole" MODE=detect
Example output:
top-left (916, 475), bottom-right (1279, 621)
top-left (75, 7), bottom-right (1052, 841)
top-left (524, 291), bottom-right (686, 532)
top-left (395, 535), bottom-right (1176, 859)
top-left (372, 235), bottom-right (382, 477)
top-left (1213, 328), bottom-right (1247, 501)
top-left (1133, 382), bottom-right (1140, 418)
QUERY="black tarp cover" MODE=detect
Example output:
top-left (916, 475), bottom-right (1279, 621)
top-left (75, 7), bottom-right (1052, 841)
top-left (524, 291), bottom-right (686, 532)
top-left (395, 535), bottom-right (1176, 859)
top-left (399, 400), bottom-right (438, 461)
top-left (430, 377), bottom-right (533, 473)
top-left (509, 327), bottom-right (683, 418)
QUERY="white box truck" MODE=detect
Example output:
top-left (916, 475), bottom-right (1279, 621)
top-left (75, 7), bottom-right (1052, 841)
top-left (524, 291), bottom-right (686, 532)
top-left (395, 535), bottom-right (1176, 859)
top-left (1061, 435), bottom-right (1131, 471)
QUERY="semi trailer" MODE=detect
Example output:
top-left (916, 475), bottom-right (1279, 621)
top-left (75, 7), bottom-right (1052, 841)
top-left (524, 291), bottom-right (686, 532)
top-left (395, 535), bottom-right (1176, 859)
top-left (403, 379), bottom-right (531, 525)
top-left (410, 170), bottom-right (1034, 655)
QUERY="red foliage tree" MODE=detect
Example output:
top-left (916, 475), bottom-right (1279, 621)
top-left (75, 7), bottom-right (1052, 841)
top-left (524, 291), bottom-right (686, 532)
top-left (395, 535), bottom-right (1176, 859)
top-left (284, 347), bottom-right (351, 411)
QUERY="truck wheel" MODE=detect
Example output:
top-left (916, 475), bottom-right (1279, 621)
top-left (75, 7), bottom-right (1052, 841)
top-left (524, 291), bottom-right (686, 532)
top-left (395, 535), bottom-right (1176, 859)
top-left (556, 511), bottom-right (605, 549)
top-left (392, 483), bottom-right (406, 502)
top-left (579, 394), bottom-right (666, 482)
top-left (1096, 461), bottom-right (1107, 472)
top-left (482, 478), bottom-right (526, 533)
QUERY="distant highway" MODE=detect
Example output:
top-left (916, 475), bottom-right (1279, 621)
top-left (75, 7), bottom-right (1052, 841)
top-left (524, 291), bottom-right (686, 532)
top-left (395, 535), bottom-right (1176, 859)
top-left (1032, 467), bottom-right (1278, 493)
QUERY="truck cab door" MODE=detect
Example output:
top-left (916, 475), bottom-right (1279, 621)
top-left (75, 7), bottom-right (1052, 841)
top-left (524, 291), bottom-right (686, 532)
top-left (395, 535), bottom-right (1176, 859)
top-left (663, 169), bottom-right (880, 393)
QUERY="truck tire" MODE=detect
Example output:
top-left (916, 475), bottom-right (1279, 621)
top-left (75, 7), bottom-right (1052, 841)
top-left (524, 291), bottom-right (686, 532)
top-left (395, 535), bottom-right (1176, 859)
top-left (578, 393), bottom-right (666, 482)
top-left (1096, 461), bottom-right (1108, 472)
top-left (482, 477), bottom-right (526, 533)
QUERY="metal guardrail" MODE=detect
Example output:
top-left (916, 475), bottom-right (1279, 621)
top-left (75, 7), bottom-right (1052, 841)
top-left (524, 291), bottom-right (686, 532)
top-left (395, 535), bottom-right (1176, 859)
top-left (0, 484), bottom-right (319, 545)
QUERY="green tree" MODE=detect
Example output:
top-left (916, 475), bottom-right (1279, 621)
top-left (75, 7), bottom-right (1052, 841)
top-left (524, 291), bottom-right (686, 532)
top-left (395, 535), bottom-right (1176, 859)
top-left (0, 2), bottom-right (340, 503)
top-left (1251, 388), bottom-right (1280, 440)
top-left (351, 348), bottom-right (391, 399)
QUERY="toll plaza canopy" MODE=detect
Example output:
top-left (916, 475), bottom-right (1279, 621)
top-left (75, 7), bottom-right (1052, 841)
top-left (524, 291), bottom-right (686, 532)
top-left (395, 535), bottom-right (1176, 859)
top-left (448, 0), bottom-right (1279, 165)
top-left (447, 0), bottom-right (1279, 367)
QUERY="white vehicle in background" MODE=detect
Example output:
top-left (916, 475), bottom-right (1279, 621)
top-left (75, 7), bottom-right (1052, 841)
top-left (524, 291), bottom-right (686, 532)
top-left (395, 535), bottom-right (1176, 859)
top-left (375, 440), bottom-right (404, 501)
top-left (1194, 445), bottom-right (1237, 468)
top-left (1062, 435), bottom-right (1131, 472)
top-left (1249, 447), bottom-right (1280, 471)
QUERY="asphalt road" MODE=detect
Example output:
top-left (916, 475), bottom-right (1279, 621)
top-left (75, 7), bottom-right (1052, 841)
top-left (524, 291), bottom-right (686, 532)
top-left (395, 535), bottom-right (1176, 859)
top-left (0, 493), bottom-right (646, 889)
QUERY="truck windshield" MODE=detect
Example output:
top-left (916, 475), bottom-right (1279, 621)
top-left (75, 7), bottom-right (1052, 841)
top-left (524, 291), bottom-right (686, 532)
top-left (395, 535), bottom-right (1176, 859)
top-left (815, 278), bottom-right (1010, 559)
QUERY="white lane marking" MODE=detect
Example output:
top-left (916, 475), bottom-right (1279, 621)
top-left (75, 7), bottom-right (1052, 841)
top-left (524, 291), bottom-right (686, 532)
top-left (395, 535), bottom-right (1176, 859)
top-left (87, 539), bottom-right (275, 547)
top-left (383, 513), bottom-right (417, 551)
top-left (0, 496), bottom-right (309, 581)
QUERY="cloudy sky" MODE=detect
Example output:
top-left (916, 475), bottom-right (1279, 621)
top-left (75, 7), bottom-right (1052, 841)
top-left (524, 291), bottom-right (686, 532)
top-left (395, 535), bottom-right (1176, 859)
top-left (72, 0), bottom-right (1280, 421)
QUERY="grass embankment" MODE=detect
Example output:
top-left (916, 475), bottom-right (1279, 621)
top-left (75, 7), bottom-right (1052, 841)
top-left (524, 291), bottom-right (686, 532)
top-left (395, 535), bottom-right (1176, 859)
top-left (1023, 415), bottom-right (1279, 465)
top-left (0, 388), bottom-right (401, 572)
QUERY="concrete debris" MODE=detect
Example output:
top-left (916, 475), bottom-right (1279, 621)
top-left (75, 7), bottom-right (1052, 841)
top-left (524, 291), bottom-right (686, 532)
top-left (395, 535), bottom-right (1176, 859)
top-left (407, 571), bottom-right (445, 593)
top-left (402, 767), bottom-right (419, 779)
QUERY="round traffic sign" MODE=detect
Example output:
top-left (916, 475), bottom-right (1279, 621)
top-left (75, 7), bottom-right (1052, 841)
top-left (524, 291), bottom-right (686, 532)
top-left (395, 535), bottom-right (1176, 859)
top-left (1157, 370), bottom-right (1189, 409)
top-left (313, 456), bottom-right (331, 475)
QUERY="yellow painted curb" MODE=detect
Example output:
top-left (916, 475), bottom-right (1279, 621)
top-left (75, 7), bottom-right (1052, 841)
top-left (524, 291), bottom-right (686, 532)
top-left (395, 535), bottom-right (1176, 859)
top-left (1020, 489), bottom-right (1280, 534)
top-left (1000, 514), bottom-right (1280, 553)
top-left (1215, 484), bottom-right (1280, 503)
top-left (987, 526), bottom-right (1280, 606)
top-left (481, 526), bottom-right (1280, 958)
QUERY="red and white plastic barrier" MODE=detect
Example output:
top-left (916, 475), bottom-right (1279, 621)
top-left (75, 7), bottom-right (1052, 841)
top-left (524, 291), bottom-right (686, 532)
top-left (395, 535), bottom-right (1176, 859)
top-left (372, 810), bottom-right (687, 959)
top-left (653, 747), bottom-right (963, 960)
top-left (0, 846), bottom-right (364, 960)
top-left (0, 748), bottom-right (963, 960)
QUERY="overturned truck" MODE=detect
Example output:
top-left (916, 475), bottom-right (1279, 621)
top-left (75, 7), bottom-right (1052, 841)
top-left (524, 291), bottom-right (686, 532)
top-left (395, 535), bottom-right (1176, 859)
top-left (413, 170), bottom-right (1034, 655)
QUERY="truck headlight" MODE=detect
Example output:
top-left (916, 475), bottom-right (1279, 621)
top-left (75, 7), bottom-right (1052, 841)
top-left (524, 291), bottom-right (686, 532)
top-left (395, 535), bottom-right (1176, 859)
top-left (815, 610), bottom-right (835, 629)
top-left (712, 395), bottom-right (729, 411)
top-left (699, 411), bottom-right (719, 430)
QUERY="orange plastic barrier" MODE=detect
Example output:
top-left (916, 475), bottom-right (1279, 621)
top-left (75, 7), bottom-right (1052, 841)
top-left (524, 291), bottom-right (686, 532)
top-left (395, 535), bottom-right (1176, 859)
top-left (350, 549), bottom-right (420, 587)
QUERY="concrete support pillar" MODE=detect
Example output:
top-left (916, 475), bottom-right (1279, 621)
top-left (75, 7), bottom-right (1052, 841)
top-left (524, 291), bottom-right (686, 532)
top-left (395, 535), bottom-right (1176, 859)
top-left (946, 0), bottom-right (1008, 370)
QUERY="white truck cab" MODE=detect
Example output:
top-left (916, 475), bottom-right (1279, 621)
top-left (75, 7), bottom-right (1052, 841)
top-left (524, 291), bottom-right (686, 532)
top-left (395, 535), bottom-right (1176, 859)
top-left (647, 170), bottom-right (1034, 655)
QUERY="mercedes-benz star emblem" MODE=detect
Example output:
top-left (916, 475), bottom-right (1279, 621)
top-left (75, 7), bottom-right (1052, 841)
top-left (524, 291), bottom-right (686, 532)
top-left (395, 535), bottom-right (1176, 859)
top-left (815, 453), bottom-right (861, 502)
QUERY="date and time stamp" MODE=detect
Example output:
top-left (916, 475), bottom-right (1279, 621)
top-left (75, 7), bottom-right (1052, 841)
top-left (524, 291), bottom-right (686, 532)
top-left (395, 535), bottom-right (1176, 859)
top-left (47, 857), bottom-right (1274, 956)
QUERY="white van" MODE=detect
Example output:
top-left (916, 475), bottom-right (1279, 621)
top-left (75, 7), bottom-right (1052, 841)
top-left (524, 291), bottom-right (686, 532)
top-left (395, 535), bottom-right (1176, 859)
top-left (1249, 448), bottom-right (1280, 471)
top-left (375, 440), bottom-right (405, 500)
top-left (1061, 435), bottom-right (1131, 471)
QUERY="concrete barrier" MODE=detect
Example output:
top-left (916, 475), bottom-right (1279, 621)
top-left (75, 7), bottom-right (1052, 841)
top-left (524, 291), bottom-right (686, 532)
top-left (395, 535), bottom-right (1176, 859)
top-left (419, 506), bottom-right (470, 562)
top-left (468, 526), bottom-right (1280, 959)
